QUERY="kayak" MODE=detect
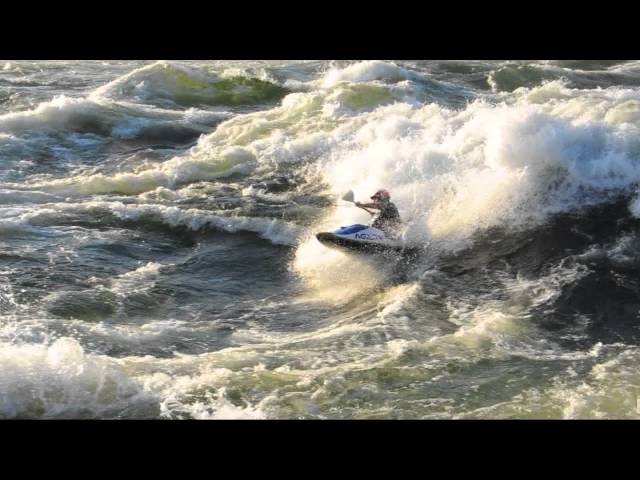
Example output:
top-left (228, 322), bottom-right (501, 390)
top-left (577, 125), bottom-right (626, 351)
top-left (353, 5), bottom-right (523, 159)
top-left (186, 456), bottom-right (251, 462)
top-left (315, 224), bottom-right (409, 254)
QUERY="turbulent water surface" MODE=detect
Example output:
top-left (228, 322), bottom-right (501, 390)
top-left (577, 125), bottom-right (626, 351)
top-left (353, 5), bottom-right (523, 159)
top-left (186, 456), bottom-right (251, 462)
top-left (2, 60), bottom-right (640, 419)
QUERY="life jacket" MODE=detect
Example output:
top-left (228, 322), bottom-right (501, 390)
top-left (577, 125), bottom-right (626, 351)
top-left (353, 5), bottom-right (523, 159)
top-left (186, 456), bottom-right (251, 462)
top-left (371, 201), bottom-right (401, 231)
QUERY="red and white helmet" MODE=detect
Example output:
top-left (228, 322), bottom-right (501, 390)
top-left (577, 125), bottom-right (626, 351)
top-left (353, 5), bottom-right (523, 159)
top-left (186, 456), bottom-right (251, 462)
top-left (371, 189), bottom-right (390, 201)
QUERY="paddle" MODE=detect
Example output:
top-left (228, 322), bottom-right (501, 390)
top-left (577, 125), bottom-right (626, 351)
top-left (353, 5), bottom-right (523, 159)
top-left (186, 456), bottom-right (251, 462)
top-left (341, 190), bottom-right (355, 203)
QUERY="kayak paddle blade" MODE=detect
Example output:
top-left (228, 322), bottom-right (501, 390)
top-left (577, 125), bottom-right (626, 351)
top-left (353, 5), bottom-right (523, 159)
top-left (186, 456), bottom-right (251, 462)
top-left (341, 190), bottom-right (354, 203)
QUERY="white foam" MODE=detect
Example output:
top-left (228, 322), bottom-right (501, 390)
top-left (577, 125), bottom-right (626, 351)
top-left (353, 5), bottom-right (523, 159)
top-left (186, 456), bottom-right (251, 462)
top-left (107, 261), bottom-right (165, 297)
top-left (78, 319), bottom-right (193, 344)
top-left (461, 344), bottom-right (640, 419)
top-left (241, 184), bottom-right (290, 203)
top-left (0, 95), bottom-right (105, 133)
top-left (0, 334), bottom-right (273, 418)
top-left (11, 145), bottom-right (255, 196)
top-left (17, 201), bottom-right (302, 246)
top-left (629, 191), bottom-right (640, 218)
top-left (0, 337), bottom-right (155, 418)
top-left (406, 262), bottom-right (592, 362)
top-left (108, 202), bottom-right (300, 245)
top-left (0, 270), bottom-right (19, 315)
top-left (91, 60), bottom-right (286, 109)
top-left (0, 89), bottom-right (226, 146)
top-left (91, 61), bottom-right (207, 102)
top-left (320, 61), bottom-right (412, 88)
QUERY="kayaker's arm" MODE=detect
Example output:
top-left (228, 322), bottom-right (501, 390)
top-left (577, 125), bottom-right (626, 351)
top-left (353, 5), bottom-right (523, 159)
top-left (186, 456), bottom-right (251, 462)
top-left (355, 202), bottom-right (378, 215)
top-left (356, 202), bottom-right (380, 209)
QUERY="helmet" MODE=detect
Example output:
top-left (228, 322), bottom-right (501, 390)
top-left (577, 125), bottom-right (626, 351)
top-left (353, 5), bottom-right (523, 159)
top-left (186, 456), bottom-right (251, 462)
top-left (371, 189), bottom-right (390, 201)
